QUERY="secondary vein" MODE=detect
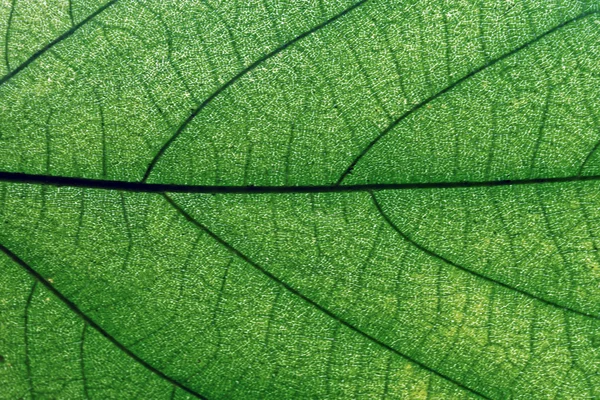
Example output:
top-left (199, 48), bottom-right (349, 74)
top-left (370, 191), bottom-right (600, 321)
top-left (0, 0), bottom-right (119, 87)
top-left (335, 9), bottom-right (600, 184)
top-left (0, 242), bottom-right (209, 400)
top-left (141, 0), bottom-right (371, 182)
top-left (163, 193), bottom-right (491, 399)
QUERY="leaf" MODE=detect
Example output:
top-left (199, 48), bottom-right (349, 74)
top-left (1, 1), bottom-right (600, 399)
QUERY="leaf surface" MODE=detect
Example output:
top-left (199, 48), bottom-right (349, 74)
top-left (1, 1), bottom-right (600, 399)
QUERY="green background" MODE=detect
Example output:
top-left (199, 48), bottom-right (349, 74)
top-left (1, 0), bottom-right (600, 398)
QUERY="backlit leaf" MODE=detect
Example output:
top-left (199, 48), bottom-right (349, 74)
top-left (1, 1), bottom-right (600, 399)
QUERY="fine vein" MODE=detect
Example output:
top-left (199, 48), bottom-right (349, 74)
top-left (370, 192), bottom-right (600, 321)
top-left (0, 0), bottom-right (119, 86)
top-left (24, 281), bottom-right (36, 400)
top-left (0, 242), bottom-right (209, 400)
top-left (141, 0), bottom-right (371, 181)
top-left (163, 193), bottom-right (490, 399)
top-left (335, 10), bottom-right (600, 184)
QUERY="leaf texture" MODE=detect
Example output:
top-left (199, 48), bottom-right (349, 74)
top-left (1, 1), bottom-right (600, 399)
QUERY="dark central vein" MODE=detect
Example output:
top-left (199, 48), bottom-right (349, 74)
top-left (0, 0), bottom-right (119, 86)
top-left (141, 0), bottom-right (371, 182)
top-left (162, 194), bottom-right (490, 399)
top-left (1, 170), bottom-right (600, 193)
top-left (0, 242), bottom-right (209, 400)
top-left (335, 9), bottom-right (600, 185)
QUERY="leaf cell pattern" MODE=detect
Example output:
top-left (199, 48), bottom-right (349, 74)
top-left (1, 1), bottom-right (600, 399)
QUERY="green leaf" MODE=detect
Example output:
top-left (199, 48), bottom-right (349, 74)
top-left (1, 1), bottom-right (600, 399)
